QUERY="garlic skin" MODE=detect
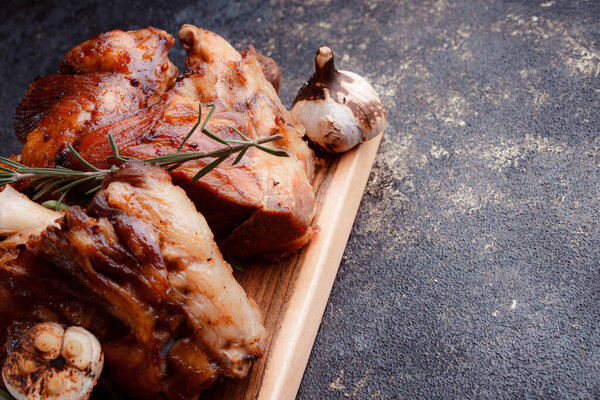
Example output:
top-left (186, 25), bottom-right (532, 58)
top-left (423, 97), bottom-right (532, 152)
top-left (0, 186), bottom-right (63, 237)
top-left (2, 323), bottom-right (104, 400)
top-left (291, 46), bottom-right (386, 153)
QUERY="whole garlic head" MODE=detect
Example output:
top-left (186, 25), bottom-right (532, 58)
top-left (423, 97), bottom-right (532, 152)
top-left (2, 323), bottom-right (103, 400)
top-left (291, 46), bottom-right (386, 153)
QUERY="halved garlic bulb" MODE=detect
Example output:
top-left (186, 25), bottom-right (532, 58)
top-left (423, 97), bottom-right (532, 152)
top-left (291, 46), bottom-right (386, 153)
top-left (2, 323), bottom-right (104, 400)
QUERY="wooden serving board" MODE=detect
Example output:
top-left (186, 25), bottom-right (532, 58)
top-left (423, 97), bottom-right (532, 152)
top-left (204, 134), bottom-right (382, 400)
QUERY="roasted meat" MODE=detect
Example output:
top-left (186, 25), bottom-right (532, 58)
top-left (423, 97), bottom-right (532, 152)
top-left (15, 28), bottom-right (178, 167)
top-left (0, 162), bottom-right (266, 399)
top-left (14, 25), bottom-right (315, 259)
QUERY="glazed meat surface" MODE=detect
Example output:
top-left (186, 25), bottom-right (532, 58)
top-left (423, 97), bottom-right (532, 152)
top-left (15, 28), bottom-right (178, 167)
top-left (0, 162), bottom-right (265, 399)
top-left (15, 25), bottom-right (315, 259)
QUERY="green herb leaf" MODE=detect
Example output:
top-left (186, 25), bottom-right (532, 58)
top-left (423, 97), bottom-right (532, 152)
top-left (253, 143), bottom-right (289, 157)
top-left (84, 184), bottom-right (103, 196)
top-left (192, 153), bottom-right (230, 181)
top-left (201, 128), bottom-right (228, 145)
top-left (51, 175), bottom-right (98, 195)
top-left (32, 178), bottom-right (68, 201)
top-left (32, 176), bottom-right (53, 190)
top-left (232, 146), bottom-right (249, 166)
top-left (42, 200), bottom-right (69, 211)
top-left (166, 161), bottom-right (185, 171)
top-left (108, 133), bottom-right (132, 162)
top-left (0, 156), bottom-right (24, 169)
top-left (228, 125), bottom-right (251, 141)
top-left (0, 104), bottom-right (288, 207)
top-left (54, 188), bottom-right (71, 210)
top-left (68, 145), bottom-right (100, 172)
top-left (201, 104), bottom-right (216, 131)
top-left (178, 103), bottom-right (203, 152)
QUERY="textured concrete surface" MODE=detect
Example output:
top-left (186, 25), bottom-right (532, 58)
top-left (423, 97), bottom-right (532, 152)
top-left (1, 0), bottom-right (600, 399)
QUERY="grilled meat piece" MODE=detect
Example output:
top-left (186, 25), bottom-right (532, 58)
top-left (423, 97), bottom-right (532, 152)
top-left (15, 25), bottom-right (316, 259)
top-left (0, 162), bottom-right (266, 399)
top-left (15, 28), bottom-right (178, 166)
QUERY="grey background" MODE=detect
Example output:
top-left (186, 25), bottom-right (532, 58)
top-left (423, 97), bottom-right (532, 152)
top-left (1, 0), bottom-right (600, 398)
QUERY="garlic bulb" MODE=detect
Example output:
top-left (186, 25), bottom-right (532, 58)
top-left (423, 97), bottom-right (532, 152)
top-left (2, 323), bottom-right (103, 400)
top-left (291, 46), bottom-right (386, 153)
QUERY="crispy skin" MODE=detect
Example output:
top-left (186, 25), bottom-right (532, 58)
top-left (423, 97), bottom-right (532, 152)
top-left (0, 162), bottom-right (265, 399)
top-left (15, 28), bottom-right (177, 165)
top-left (15, 25), bottom-right (316, 259)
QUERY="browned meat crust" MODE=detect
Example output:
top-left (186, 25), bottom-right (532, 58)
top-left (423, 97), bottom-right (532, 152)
top-left (0, 162), bottom-right (266, 399)
top-left (14, 25), bottom-right (315, 260)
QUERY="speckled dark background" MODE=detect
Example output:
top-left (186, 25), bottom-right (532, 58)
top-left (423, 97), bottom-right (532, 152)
top-left (1, 0), bottom-right (600, 398)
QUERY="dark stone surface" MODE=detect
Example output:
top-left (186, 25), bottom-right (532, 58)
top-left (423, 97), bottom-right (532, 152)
top-left (1, 0), bottom-right (600, 398)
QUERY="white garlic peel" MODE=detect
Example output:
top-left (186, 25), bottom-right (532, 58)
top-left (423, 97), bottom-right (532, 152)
top-left (291, 46), bottom-right (386, 153)
top-left (2, 322), bottom-right (104, 400)
top-left (0, 186), bottom-right (63, 237)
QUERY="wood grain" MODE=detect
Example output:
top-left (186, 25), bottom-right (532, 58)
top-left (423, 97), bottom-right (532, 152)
top-left (204, 134), bottom-right (382, 400)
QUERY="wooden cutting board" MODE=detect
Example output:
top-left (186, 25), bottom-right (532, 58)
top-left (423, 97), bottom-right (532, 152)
top-left (204, 134), bottom-right (383, 400)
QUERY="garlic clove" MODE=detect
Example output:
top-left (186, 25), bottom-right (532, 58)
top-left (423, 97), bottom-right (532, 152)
top-left (46, 373), bottom-right (67, 396)
top-left (21, 322), bottom-right (64, 360)
top-left (291, 46), bottom-right (386, 153)
top-left (43, 368), bottom-right (90, 400)
top-left (2, 350), bottom-right (44, 400)
top-left (61, 326), bottom-right (103, 374)
top-left (2, 323), bottom-right (104, 400)
top-left (17, 359), bottom-right (37, 375)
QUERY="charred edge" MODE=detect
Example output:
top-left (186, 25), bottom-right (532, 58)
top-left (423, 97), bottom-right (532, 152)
top-left (54, 144), bottom-right (70, 166)
top-left (293, 47), bottom-right (342, 105)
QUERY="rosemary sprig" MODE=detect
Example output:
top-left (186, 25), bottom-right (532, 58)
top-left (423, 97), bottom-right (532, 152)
top-left (0, 104), bottom-right (288, 210)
